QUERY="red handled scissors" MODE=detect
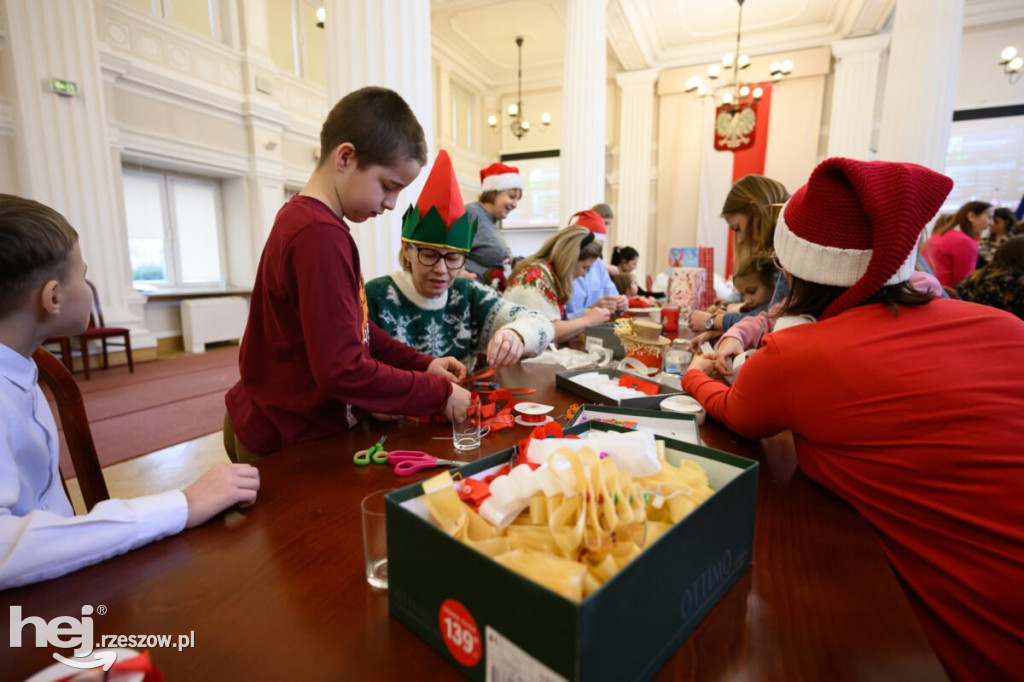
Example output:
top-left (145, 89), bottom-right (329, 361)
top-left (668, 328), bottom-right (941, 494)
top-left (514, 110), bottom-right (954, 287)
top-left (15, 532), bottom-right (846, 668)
top-left (387, 450), bottom-right (464, 476)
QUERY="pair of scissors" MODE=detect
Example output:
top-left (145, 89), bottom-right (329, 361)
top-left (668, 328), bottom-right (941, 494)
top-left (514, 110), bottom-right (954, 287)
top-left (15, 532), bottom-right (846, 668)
top-left (353, 435), bottom-right (388, 465)
top-left (387, 450), bottom-right (464, 476)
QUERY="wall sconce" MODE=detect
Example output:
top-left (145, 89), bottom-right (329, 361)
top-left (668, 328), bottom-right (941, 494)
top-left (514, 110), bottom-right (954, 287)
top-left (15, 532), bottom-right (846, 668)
top-left (316, 7), bottom-right (325, 29)
top-left (1000, 46), bottom-right (1022, 83)
top-left (487, 36), bottom-right (552, 139)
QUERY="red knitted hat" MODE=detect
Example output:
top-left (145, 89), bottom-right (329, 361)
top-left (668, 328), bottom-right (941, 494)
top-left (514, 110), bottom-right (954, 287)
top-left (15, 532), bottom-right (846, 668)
top-left (773, 157), bottom-right (953, 320)
top-left (480, 162), bottom-right (524, 193)
top-left (568, 209), bottom-right (607, 235)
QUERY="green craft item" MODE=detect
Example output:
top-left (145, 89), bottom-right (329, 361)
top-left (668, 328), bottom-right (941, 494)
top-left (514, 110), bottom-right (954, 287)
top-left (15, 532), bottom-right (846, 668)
top-left (400, 149), bottom-right (478, 252)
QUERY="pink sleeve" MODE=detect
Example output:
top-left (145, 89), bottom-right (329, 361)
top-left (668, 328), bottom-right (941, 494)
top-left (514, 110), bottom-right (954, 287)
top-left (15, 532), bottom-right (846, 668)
top-left (718, 303), bottom-right (783, 350)
top-left (909, 271), bottom-right (943, 296)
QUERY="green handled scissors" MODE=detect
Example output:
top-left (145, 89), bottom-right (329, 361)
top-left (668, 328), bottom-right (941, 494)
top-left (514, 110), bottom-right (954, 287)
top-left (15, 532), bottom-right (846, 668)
top-left (353, 435), bottom-right (389, 465)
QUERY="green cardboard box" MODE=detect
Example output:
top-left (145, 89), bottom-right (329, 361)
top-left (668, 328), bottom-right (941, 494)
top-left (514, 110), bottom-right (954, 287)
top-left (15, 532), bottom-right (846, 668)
top-left (387, 422), bottom-right (759, 681)
top-left (566, 403), bottom-right (701, 446)
top-left (583, 323), bottom-right (626, 359)
top-left (556, 368), bottom-right (682, 410)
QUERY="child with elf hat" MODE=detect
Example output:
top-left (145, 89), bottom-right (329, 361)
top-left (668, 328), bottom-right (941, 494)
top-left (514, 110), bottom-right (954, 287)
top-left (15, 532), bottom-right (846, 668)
top-left (224, 87), bottom-right (471, 460)
top-left (464, 162), bottom-right (523, 282)
top-left (684, 157), bottom-right (1024, 681)
top-left (367, 151), bottom-right (553, 371)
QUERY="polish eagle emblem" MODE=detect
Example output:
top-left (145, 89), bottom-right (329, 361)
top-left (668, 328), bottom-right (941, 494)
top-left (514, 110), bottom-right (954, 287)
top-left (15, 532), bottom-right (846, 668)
top-left (714, 105), bottom-right (757, 151)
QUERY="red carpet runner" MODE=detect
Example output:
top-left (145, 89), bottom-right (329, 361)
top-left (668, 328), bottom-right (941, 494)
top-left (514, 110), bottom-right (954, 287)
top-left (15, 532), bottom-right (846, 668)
top-left (46, 346), bottom-right (240, 475)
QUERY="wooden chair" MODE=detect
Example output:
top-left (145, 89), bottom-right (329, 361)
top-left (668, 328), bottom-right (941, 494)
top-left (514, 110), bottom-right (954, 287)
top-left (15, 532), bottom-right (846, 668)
top-left (42, 335), bottom-right (73, 371)
top-left (32, 346), bottom-right (110, 511)
top-left (77, 279), bottom-right (134, 380)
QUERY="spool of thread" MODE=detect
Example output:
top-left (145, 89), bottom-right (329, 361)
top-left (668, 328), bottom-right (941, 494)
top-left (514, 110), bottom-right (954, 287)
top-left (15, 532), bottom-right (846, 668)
top-left (514, 402), bottom-right (555, 426)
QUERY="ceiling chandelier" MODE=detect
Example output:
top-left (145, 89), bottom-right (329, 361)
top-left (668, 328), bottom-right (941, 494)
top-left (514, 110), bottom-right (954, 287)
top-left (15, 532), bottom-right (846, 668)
top-left (1000, 46), bottom-right (1023, 83)
top-left (682, 0), bottom-right (793, 150)
top-left (487, 36), bottom-right (551, 139)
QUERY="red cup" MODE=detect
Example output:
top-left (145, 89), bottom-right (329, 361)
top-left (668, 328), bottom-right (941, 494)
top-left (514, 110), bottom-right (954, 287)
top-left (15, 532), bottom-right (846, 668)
top-left (661, 306), bottom-right (681, 333)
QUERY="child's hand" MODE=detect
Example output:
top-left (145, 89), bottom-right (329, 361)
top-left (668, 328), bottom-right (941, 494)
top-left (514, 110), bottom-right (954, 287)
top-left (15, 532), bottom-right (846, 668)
top-left (688, 331), bottom-right (722, 353)
top-left (688, 351), bottom-right (716, 375)
top-left (592, 295), bottom-right (621, 312)
top-left (427, 356), bottom-right (467, 382)
top-left (714, 337), bottom-right (745, 376)
top-left (444, 384), bottom-right (472, 423)
top-left (183, 463), bottom-right (260, 528)
top-left (487, 329), bottom-right (525, 368)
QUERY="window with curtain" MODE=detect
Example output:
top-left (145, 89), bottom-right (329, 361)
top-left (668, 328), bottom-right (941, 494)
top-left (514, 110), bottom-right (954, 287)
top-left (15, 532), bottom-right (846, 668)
top-left (122, 169), bottom-right (226, 287)
top-left (266, 0), bottom-right (326, 86)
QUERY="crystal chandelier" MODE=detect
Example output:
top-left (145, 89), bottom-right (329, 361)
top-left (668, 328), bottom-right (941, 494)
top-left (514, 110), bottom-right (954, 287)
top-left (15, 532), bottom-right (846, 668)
top-left (487, 36), bottom-right (551, 139)
top-left (682, 0), bottom-right (792, 112)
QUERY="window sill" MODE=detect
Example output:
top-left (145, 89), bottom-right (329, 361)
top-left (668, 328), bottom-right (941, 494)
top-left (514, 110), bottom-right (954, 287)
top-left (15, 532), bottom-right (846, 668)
top-left (137, 286), bottom-right (252, 301)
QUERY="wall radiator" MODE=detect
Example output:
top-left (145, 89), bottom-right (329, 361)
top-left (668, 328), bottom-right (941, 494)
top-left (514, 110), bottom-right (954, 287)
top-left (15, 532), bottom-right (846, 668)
top-left (180, 297), bottom-right (248, 354)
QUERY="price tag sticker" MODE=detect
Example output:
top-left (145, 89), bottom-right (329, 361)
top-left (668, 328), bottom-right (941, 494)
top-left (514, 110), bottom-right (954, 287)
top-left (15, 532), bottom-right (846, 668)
top-left (439, 598), bottom-right (482, 667)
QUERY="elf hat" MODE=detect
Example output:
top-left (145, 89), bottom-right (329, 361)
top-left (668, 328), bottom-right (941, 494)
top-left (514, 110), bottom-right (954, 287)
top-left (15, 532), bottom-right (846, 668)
top-left (480, 162), bottom-right (524, 193)
top-left (568, 209), bottom-right (607, 236)
top-left (401, 150), bottom-right (478, 253)
top-left (773, 157), bottom-right (952, 320)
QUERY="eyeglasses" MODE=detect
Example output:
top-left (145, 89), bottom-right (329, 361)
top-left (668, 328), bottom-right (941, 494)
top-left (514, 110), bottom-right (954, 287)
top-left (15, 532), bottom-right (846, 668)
top-left (409, 244), bottom-right (466, 270)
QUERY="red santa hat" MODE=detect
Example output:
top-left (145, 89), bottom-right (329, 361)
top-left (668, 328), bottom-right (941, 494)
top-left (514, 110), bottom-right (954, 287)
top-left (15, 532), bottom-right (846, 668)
top-left (480, 162), bottom-right (524, 193)
top-left (773, 157), bottom-right (953, 320)
top-left (567, 209), bottom-right (607, 236)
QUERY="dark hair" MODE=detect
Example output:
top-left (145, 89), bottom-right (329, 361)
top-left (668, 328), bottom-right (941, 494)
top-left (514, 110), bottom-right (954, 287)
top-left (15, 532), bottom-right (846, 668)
top-left (993, 207), bottom-right (1017, 231)
top-left (611, 245), bottom-right (639, 267)
top-left (951, 201), bottom-right (992, 236)
top-left (780, 277), bottom-right (934, 319)
top-left (591, 203), bottom-right (614, 220)
top-left (319, 86), bottom-right (426, 169)
top-left (0, 194), bottom-right (79, 317)
top-left (965, 236), bottom-right (1024, 284)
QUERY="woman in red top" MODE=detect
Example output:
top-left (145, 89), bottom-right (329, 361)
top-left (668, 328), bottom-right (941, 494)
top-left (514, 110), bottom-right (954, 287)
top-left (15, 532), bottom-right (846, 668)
top-left (684, 158), bottom-right (1024, 681)
top-left (922, 200), bottom-right (992, 287)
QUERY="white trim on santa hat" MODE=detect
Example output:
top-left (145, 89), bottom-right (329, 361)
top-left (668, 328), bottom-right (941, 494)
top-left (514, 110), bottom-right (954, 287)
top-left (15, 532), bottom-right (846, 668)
top-left (481, 172), bottom-right (524, 193)
top-left (774, 201), bottom-right (917, 288)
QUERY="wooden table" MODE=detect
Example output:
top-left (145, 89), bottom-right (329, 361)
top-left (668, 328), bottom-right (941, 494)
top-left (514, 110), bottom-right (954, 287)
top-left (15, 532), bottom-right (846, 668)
top-left (1, 363), bottom-right (946, 680)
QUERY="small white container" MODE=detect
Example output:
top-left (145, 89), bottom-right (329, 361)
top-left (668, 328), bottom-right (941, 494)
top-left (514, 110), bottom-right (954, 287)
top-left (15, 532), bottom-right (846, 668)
top-left (659, 394), bottom-right (706, 425)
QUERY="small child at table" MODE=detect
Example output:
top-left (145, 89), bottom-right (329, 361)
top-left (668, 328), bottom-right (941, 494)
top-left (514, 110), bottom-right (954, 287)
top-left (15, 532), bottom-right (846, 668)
top-left (224, 87), bottom-right (471, 461)
top-left (689, 256), bottom-right (777, 351)
top-left (611, 272), bottom-right (658, 309)
top-left (0, 195), bottom-right (260, 590)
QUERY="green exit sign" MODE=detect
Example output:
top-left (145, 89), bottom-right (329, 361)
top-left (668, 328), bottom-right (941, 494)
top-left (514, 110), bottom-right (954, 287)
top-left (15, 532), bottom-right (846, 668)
top-left (50, 78), bottom-right (78, 97)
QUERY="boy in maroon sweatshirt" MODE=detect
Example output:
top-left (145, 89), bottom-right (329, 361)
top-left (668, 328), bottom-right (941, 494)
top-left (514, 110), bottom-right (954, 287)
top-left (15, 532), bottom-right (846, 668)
top-left (225, 87), bottom-right (470, 459)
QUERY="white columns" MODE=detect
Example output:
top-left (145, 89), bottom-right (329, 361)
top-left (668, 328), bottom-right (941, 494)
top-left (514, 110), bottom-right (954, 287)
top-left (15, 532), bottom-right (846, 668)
top-left (1, 0), bottom-right (145, 338)
top-left (560, 0), bottom-right (608, 226)
top-left (614, 69), bottom-right (658, 269)
top-left (322, 0), bottom-right (433, 281)
top-left (877, 0), bottom-right (964, 170)
top-left (827, 34), bottom-right (890, 160)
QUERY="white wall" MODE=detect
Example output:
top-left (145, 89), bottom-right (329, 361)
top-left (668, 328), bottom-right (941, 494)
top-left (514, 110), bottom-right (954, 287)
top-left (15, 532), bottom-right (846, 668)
top-left (955, 20), bottom-right (1024, 110)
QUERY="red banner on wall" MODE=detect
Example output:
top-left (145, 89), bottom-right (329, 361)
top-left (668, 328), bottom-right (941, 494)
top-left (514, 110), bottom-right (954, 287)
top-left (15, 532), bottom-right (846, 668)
top-left (723, 82), bottom-right (772, 278)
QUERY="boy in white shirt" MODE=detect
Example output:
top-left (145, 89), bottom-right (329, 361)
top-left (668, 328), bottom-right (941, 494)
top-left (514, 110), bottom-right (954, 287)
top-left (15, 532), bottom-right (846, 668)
top-left (0, 194), bottom-right (260, 590)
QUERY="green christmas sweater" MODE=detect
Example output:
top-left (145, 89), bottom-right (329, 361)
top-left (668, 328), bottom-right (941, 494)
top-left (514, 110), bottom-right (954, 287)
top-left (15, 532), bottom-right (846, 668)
top-left (365, 271), bottom-right (554, 368)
